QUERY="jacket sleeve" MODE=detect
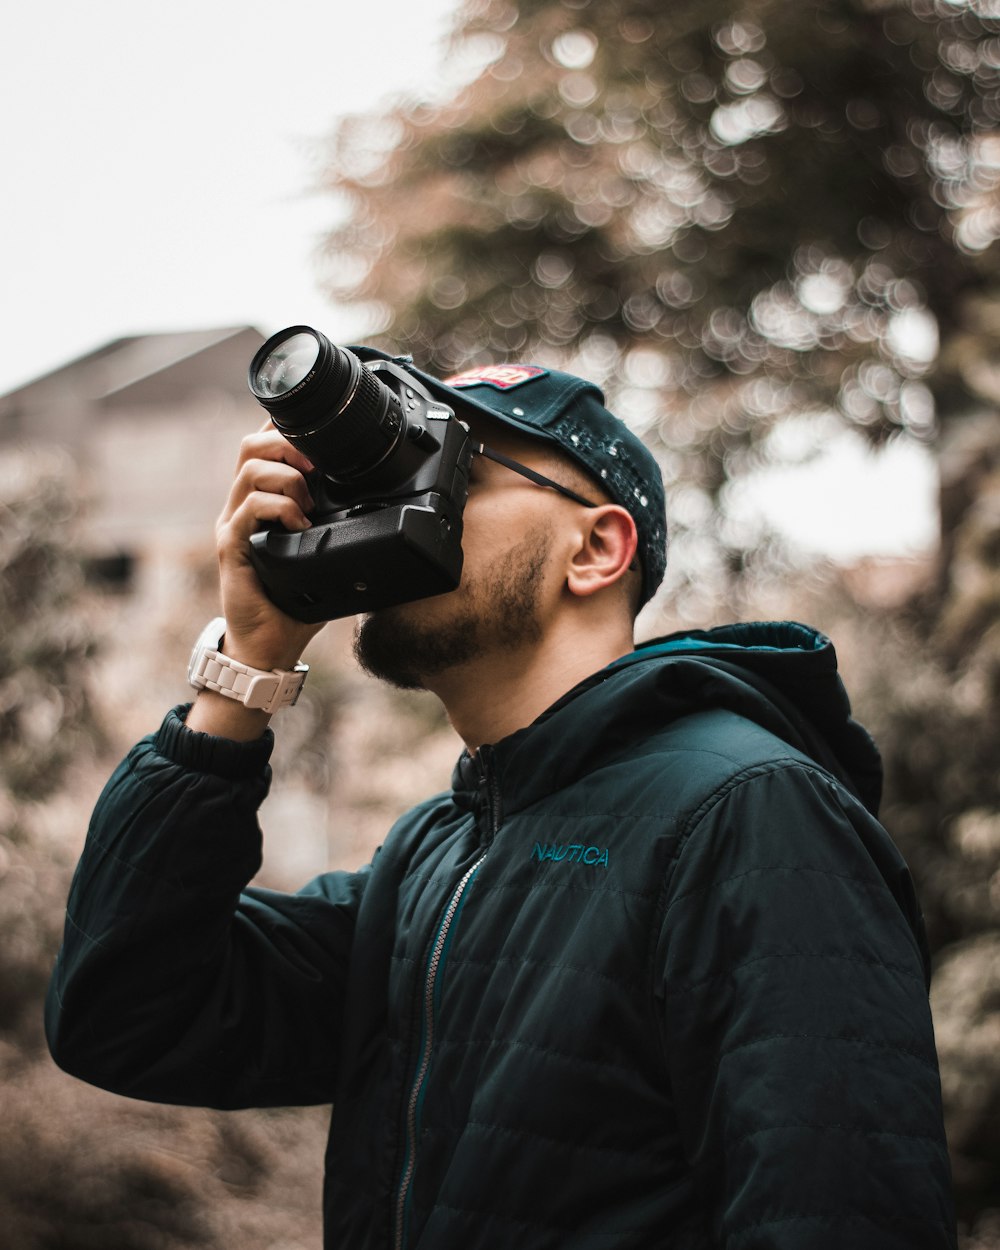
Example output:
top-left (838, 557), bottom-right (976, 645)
top-left (45, 705), bottom-right (367, 1110)
top-left (653, 760), bottom-right (956, 1250)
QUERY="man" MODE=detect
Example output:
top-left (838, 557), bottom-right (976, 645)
top-left (46, 353), bottom-right (956, 1249)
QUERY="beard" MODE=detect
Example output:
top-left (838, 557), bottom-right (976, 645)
top-left (353, 527), bottom-right (552, 690)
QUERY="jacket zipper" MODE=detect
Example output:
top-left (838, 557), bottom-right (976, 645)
top-left (392, 752), bottom-right (500, 1250)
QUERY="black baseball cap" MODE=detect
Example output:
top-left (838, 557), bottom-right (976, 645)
top-left (353, 348), bottom-right (668, 607)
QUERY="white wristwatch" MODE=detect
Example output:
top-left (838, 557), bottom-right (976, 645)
top-left (187, 617), bottom-right (308, 714)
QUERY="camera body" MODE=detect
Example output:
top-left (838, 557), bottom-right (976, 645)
top-left (247, 337), bottom-right (475, 623)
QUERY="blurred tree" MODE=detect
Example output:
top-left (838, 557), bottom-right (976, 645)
top-left (865, 417), bottom-right (1000, 1234)
top-left (320, 0), bottom-right (1000, 585)
top-left (794, 481), bottom-right (1000, 1237)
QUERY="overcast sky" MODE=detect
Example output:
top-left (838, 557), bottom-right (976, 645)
top-left (1, 0), bottom-right (461, 396)
top-left (2, 1), bottom-right (936, 557)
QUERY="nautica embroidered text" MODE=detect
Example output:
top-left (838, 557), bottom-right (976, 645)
top-left (531, 842), bottom-right (609, 867)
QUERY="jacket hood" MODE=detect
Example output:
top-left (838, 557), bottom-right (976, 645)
top-left (453, 621), bottom-right (882, 820)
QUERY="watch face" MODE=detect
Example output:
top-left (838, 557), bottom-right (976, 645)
top-left (188, 617), bottom-right (226, 687)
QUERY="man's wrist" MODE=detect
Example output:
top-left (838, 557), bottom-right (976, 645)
top-left (185, 690), bottom-right (275, 742)
top-left (186, 617), bottom-right (308, 734)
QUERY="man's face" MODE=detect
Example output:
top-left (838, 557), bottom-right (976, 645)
top-left (353, 420), bottom-right (575, 690)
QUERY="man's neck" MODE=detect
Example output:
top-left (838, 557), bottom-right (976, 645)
top-left (425, 620), bottom-right (635, 751)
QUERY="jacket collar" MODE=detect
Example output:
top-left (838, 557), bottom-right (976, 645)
top-left (448, 622), bottom-right (883, 818)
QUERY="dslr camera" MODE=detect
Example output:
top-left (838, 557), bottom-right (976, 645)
top-left (247, 326), bottom-right (474, 623)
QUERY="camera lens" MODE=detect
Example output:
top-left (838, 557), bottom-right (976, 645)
top-left (248, 326), bottom-right (406, 484)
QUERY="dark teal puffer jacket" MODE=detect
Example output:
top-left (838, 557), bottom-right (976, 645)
top-left (46, 623), bottom-right (956, 1249)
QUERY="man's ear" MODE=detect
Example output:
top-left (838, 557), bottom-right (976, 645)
top-left (565, 506), bottom-right (638, 599)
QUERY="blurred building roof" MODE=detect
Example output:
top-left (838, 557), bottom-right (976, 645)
top-left (0, 326), bottom-right (270, 561)
top-left (0, 326), bottom-right (265, 445)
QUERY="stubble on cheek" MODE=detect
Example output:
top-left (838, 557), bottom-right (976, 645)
top-left (352, 528), bottom-right (551, 690)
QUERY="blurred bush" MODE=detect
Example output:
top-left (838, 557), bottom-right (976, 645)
top-left (0, 449), bottom-right (100, 801)
top-left (0, 449), bottom-right (101, 1045)
top-left (0, 451), bottom-right (330, 1249)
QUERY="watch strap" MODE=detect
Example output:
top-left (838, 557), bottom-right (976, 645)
top-left (188, 618), bottom-right (308, 714)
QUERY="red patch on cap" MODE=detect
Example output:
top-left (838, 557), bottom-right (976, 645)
top-left (444, 364), bottom-right (547, 391)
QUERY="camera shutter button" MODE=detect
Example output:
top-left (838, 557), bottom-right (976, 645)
top-left (406, 424), bottom-right (440, 452)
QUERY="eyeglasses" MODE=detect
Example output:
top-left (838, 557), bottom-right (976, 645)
top-left (475, 443), bottom-right (598, 509)
top-left (476, 443), bottom-right (639, 574)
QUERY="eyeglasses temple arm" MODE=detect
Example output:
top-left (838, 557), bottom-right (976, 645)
top-left (476, 443), bottom-right (598, 509)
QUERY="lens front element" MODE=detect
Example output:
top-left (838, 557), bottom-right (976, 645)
top-left (254, 332), bottom-right (320, 398)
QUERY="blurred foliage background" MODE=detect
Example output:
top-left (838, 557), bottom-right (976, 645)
top-left (3, 0), bottom-right (1000, 1245)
